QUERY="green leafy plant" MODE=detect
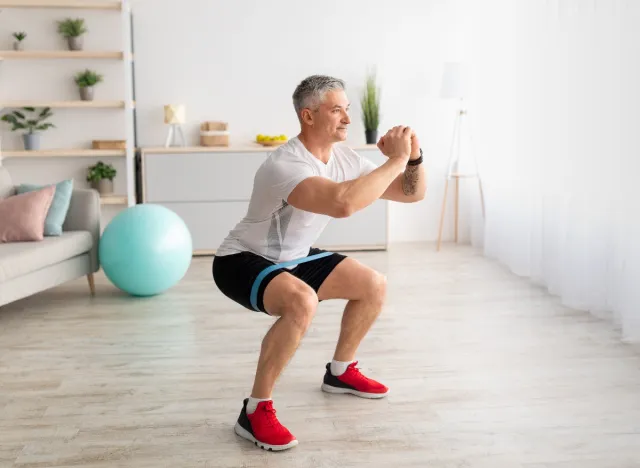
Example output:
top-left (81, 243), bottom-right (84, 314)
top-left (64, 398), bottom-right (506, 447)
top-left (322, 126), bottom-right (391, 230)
top-left (360, 70), bottom-right (381, 132)
top-left (74, 69), bottom-right (103, 88)
top-left (86, 161), bottom-right (117, 182)
top-left (0, 107), bottom-right (55, 134)
top-left (12, 31), bottom-right (27, 41)
top-left (57, 18), bottom-right (88, 38)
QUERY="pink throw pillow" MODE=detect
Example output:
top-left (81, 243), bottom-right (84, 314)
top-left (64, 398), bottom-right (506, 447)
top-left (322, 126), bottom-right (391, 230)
top-left (0, 185), bottom-right (56, 242)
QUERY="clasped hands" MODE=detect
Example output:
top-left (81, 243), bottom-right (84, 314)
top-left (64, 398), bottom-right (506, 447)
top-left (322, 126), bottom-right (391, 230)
top-left (376, 125), bottom-right (421, 163)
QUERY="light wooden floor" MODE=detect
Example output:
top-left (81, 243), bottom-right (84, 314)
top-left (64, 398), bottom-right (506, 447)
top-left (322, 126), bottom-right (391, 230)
top-left (1, 243), bottom-right (640, 468)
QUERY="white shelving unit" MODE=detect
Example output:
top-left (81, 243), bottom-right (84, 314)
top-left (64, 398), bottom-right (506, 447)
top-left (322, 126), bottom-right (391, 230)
top-left (0, 100), bottom-right (131, 108)
top-left (140, 146), bottom-right (389, 255)
top-left (1, 148), bottom-right (126, 157)
top-left (0, 1), bottom-right (123, 11)
top-left (0, 0), bottom-right (136, 210)
top-left (0, 50), bottom-right (124, 59)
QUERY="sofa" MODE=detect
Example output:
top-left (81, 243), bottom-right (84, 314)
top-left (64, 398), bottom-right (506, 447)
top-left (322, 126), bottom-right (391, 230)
top-left (0, 166), bottom-right (100, 307)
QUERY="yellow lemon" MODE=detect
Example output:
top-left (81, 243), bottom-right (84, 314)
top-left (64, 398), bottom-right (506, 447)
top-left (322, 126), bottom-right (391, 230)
top-left (279, 134), bottom-right (287, 140)
top-left (256, 134), bottom-right (265, 142)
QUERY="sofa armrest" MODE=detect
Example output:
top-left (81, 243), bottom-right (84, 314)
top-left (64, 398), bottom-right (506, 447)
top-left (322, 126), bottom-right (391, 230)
top-left (63, 188), bottom-right (101, 272)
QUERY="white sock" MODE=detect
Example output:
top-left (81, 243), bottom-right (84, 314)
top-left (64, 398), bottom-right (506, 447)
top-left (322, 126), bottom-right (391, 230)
top-left (247, 396), bottom-right (271, 414)
top-left (331, 359), bottom-right (354, 376)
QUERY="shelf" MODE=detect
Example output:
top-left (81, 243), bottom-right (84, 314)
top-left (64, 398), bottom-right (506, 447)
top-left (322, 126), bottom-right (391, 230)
top-left (141, 145), bottom-right (286, 154)
top-left (0, 1), bottom-right (122, 10)
top-left (449, 173), bottom-right (480, 179)
top-left (1, 0), bottom-right (134, 215)
top-left (100, 195), bottom-right (127, 205)
top-left (140, 143), bottom-right (381, 155)
top-left (0, 50), bottom-right (123, 60)
top-left (0, 100), bottom-right (129, 109)
top-left (1, 148), bottom-right (126, 157)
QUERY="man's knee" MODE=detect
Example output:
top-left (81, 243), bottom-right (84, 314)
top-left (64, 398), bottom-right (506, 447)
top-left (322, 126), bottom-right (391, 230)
top-left (280, 283), bottom-right (318, 331)
top-left (366, 270), bottom-right (387, 305)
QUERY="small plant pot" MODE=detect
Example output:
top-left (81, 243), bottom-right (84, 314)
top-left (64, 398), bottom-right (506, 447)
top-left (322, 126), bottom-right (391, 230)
top-left (22, 133), bottom-right (40, 150)
top-left (91, 179), bottom-right (113, 195)
top-left (365, 130), bottom-right (378, 145)
top-left (67, 36), bottom-right (84, 51)
top-left (79, 86), bottom-right (94, 101)
top-left (13, 41), bottom-right (24, 51)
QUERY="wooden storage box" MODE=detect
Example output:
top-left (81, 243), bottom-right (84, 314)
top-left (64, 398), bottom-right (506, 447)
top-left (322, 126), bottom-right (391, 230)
top-left (92, 140), bottom-right (126, 150)
top-left (200, 121), bottom-right (229, 147)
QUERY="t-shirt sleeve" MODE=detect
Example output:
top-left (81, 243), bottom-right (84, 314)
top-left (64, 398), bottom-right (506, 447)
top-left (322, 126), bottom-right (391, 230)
top-left (266, 157), bottom-right (317, 201)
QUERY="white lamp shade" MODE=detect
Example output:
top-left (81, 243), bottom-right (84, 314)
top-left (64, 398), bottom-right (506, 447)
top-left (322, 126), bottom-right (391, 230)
top-left (164, 104), bottom-right (185, 124)
top-left (439, 62), bottom-right (469, 99)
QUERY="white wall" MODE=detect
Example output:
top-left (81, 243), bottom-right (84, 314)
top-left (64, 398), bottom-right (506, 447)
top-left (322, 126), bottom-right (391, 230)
top-left (129, 0), bottom-right (471, 244)
top-left (1, 0), bottom-right (474, 244)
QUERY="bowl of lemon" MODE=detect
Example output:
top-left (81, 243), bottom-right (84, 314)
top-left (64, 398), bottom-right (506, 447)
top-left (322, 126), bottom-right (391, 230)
top-left (256, 134), bottom-right (288, 147)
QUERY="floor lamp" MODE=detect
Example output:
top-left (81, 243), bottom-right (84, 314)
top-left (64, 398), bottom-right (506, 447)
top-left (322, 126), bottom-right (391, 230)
top-left (437, 62), bottom-right (485, 251)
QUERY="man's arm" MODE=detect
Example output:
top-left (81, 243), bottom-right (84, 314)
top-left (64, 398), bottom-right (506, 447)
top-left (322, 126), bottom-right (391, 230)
top-left (288, 126), bottom-right (412, 218)
top-left (380, 152), bottom-right (427, 203)
top-left (288, 157), bottom-right (408, 218)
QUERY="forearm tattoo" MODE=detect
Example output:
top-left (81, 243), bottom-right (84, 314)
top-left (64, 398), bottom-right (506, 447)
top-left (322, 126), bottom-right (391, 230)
top-left (402, 165), bottom-right (420, 195)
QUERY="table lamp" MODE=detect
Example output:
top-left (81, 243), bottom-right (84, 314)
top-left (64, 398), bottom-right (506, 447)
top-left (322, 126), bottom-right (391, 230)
top-left (164, 104), bottom-right (186, 147)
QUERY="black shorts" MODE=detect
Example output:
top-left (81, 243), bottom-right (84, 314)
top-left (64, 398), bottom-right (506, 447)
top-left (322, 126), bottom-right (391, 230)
top-left (212, 247), bottom-right (347, 314)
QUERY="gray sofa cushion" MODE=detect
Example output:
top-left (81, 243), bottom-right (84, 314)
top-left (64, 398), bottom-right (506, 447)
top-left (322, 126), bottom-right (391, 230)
top-left (0, 166), bottom-right (16, 199)
top-left (0, 231), bottom-right (93, 282)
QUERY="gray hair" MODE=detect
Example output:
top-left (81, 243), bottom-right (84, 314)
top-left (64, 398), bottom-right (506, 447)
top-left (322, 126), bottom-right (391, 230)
top-left (292, 75), bottom-right (345, 117)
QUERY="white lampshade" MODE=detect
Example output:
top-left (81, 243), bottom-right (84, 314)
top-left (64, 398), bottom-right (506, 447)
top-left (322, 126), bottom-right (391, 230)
top-left (164, 104), bottom-right (185, 124)
top-left (439, 62), bottom-right (469, 99)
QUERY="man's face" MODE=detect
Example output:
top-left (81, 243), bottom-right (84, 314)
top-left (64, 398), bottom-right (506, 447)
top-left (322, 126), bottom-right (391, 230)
top-left (307, 90), bottom-right (351, 142)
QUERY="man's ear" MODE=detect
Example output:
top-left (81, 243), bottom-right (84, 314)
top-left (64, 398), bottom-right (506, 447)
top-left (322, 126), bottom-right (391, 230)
top-left (301, 108), bottom-right (314, 126)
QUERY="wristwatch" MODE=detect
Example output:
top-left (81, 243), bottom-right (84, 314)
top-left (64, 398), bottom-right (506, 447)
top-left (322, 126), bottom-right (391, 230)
top-left (407, 148), bottom-right (423, 166)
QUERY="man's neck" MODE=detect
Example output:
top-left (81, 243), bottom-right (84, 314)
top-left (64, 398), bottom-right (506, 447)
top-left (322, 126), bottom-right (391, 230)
top-left (297, 132), bottom-right (333, 164)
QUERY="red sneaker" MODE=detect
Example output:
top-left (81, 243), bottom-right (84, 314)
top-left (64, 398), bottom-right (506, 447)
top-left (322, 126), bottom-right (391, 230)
top-left (321, 361), bottom-right (389, 398)
top-left (234, 399), bottom-right (298, 451)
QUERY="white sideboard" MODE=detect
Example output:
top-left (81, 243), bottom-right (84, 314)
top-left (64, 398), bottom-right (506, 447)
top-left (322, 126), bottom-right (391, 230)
top-left (140, 144), bottom-right (388, 255)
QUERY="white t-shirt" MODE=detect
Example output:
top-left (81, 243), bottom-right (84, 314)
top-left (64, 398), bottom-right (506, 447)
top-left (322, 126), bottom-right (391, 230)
top-left (215, 136), bottom-right (378, 263)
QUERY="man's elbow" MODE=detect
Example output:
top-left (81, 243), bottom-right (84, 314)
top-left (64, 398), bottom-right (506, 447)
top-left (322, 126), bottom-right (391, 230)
top-left (408, 187), bottom-right (427, 203)
top-left (332, 200), bottom-right (355, 218)
top-left (331, 187), bottom-right (356, 218)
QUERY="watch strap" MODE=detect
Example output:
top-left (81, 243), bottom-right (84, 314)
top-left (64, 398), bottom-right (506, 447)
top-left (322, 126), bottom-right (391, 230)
top-left (407, 148), bottom-right (423, 166)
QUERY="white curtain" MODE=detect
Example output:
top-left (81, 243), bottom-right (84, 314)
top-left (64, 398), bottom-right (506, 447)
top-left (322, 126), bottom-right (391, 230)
top-left (463, 0), bottom-right (640, 342)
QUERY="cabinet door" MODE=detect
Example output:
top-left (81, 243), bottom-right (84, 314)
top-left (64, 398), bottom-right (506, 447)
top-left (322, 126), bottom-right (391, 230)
top-left (313, 148), bottom-right (388, 250)
top-left (157, 201), bottom-right (249, 252)
top-left (315, 199), bottom-right (387, 249)
top-left (144, 152), bottom-right (268, 202)
top-left (357, 148), bottom-right (387, 166)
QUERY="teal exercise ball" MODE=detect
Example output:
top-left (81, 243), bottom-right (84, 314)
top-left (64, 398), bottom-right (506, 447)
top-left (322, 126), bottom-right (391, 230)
top-left (99, 204), bottom-right (193, 297)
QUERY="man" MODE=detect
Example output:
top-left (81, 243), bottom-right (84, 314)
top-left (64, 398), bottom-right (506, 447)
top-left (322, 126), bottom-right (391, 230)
top-left (212, 75), bottom-right (426, 451)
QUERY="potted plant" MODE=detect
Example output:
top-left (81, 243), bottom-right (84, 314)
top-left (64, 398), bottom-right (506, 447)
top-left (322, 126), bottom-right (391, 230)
top-left (360, 70), bottom-right (381, 144)
top-left (86, 161), bottom-right (116, 195)
top-left (57, 17), bottom-right (88, 51)
top-left (0, 107), bottom-right (55, 150)
top-left (12, 32), bottom-right (27, 51)
top-left (74, 69), bottom-right (103, 101)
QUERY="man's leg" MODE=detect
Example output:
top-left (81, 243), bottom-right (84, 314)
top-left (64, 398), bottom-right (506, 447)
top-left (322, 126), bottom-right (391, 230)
top-left (233, 272), bottom-right (317, 452)
top-left (251, 273), bottom-right (319, 398)
top-left (315, 256), bottom-right (390, 398)
top-left (317, 257), bottom-right (387, 361)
